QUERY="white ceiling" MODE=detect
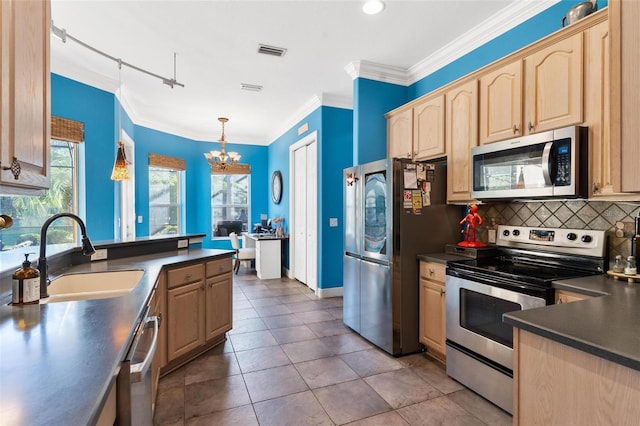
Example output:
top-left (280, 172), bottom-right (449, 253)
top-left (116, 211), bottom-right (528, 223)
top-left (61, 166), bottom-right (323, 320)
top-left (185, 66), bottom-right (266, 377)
top-left (50, 0), bottom-right (556, 146)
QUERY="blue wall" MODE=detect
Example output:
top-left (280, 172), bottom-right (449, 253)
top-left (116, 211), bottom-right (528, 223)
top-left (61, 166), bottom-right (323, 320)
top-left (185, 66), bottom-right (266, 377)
top-left (267, 106), bottom-right (353, 289)
top-left (51, 74), bottom-right (269, 251)
top-left (353, 78), bottom-right (406, 165)
top-left (51, 74), bottom-right (117, 241)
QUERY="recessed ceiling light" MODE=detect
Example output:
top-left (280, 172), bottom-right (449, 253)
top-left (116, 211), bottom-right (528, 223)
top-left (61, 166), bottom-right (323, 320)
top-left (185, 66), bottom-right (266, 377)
top-left (363, 0), bottom-right (385, 15)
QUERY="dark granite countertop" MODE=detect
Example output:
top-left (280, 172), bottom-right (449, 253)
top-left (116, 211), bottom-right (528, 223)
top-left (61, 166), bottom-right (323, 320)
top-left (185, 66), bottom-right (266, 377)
top-left (0, 248), bottom-right (232, 426)
top-left (504, 274), bottom-right (640, 371)
top-left (417, 252), bottom-right (469, 265)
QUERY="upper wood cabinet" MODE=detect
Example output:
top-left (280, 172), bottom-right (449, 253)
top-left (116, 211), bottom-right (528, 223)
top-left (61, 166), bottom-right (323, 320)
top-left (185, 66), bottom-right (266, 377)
top-left (446, 80), bottom-right (478, 203)
top-left (479, 60), bottom-right (523, 144)
top-left (413, 94), bottom-right (446, 159)
top-left (387, 94), bottom-right (445, 161)
top-left (387, 108), bottom-right (413, 159)
top-left (523, 33), bottom-right (584, 135)
top-left (0, 0), bottom-right (50, 194)
top-left (585, 21), bottom-right (617, 197)
top-left (610, 0), bottom-right (640, 193)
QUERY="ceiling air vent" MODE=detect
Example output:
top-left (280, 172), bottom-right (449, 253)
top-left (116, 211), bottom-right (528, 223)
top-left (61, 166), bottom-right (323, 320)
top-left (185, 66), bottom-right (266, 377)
top-left (257, 44), bottom-right (287, 57)
top-left (241, 83), bottom-right (263, 92)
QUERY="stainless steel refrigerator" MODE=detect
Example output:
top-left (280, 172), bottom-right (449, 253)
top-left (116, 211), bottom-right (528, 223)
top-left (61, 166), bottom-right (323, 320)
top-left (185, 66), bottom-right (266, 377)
top-left (343, 158), bottom-right (462, 356)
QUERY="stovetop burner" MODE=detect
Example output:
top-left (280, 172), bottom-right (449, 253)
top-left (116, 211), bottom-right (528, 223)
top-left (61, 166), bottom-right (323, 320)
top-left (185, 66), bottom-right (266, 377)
top-left (448, 225), bottom-right (607, 288)
top-left (450, 256), bottom-right (601, 288)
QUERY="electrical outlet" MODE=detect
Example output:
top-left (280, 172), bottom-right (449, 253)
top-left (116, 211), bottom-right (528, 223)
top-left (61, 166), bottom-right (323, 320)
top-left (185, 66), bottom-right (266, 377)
top-left (91, 249), bottom-right (108, 261)
top-left (137, 215), bottom-right (143, 223)
top-left (329, 218), bottom-right (338, 227)
top-left (177, 239), bottom-right (189, 248)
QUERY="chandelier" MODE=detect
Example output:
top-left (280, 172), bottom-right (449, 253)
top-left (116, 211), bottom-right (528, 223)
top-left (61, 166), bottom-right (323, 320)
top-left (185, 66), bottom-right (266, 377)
top-left (204, 117), bottom-right (244, 172)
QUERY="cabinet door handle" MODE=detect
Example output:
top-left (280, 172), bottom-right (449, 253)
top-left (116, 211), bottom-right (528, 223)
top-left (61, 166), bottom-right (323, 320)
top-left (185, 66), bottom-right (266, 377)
top-left (200, 284), bottom-right (205, 291)
top-left (428, 268), bottom-right (434, 276)
top-left (440, 288), bottom-right (445, 296)
top-left (528, 122), bottom-right (534, 132)
top-left (1, 157), bottom-right (21, 180)
top-left (592, 182), bottom-right (600, 194)
top-left (406, 151), bottom-right (411, 158)
top-left (513, 125), bottom-right (519, 134)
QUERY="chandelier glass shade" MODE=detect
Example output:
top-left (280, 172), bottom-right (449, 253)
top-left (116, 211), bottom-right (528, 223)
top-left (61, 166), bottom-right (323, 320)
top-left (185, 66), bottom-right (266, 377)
top-left (205, 117), bottom-right (249, 173)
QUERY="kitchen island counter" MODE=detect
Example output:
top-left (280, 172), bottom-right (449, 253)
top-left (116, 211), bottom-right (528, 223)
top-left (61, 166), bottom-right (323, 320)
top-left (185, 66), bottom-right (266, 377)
top-left (504, 274), bottom-right (640, 371)
top-left (0, 248), bottom-right (232, 426)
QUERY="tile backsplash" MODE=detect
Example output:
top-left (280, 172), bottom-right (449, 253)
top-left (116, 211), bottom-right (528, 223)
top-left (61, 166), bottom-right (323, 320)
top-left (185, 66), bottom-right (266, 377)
top-left (475, 200), bottom-right (640, 264)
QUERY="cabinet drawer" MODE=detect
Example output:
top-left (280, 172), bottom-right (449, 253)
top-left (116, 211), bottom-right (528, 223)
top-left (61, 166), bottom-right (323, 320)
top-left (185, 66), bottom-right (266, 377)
top-left (420, 261), bottom-right (446, 283)
top-left (167, 264), bottom-right (204, 289)
top-left (206, 258), bottom-right (232, 277)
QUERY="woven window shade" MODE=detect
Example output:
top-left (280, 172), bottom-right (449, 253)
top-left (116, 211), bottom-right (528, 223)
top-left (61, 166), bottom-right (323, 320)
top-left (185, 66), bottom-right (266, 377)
top-left (51, 116), bottom-right (84, 143)
top-left (149, 153), bottom-right (186, 171)
top-left (209, 163), bottom-right (251, 175)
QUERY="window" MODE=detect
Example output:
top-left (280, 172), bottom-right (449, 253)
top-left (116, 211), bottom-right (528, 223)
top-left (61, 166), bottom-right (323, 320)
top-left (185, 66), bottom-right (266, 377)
top-left (148, 167), bottom-right (183, 236)
top-left (211, 174), bottom-right (250, 237)
top-left (0, 140), bottom-right (79, 250)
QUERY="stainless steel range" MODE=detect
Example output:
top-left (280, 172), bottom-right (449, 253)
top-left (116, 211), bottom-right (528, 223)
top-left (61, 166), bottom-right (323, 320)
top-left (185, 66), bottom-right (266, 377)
top-left (445, 225), bottom-right (607, 414)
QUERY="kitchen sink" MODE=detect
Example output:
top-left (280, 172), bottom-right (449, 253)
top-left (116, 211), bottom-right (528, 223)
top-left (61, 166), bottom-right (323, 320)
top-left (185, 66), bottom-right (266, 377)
top-left (41, 270), bottom-right (145, 303)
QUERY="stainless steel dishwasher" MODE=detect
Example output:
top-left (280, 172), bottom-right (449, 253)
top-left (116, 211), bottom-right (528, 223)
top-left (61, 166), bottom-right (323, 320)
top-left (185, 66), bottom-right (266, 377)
top-left (117, 306), bottom-right (159, 426)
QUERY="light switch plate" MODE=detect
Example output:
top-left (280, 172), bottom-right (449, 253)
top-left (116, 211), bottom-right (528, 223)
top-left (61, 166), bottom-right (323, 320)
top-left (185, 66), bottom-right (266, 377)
top-left (137, 215), bottom-right (143, 223)
top-left (177, 239), bottom-right (189, 248)
top-left (329, 218), bottom-right (338, 227)
top-left (91, 249), bottom-right (108, 261)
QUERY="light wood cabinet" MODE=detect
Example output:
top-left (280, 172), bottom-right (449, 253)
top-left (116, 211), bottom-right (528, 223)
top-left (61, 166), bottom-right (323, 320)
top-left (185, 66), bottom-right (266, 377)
top-left (387, 108), bottom-right (413, 159)
top-left (167, 279), bottom-right (205, 361)
top-left (610, 0), bottom-right (640, 194)
top-left (554, 289), bottom-right (591, 304)
top-left (446, 79), bottom-right (478, 203)
top-left (523, 33), bottom-right (584, 135)
top-left (0, 0), bottom-right (50, 194)
top-left (585, 21), bottom-right (618, 197)
top-left (413, 94), bottom-right (446, 159)
top-left (479, 60), bottom-right (523, 144)
top-left (419, 261), bottom-right (446, 361)
top-left (387, 94), bottom-right (445, 161)
top-left (513, 329), bottom-right (640, 425)
top-left (165, 257), bottom-right (232, 366)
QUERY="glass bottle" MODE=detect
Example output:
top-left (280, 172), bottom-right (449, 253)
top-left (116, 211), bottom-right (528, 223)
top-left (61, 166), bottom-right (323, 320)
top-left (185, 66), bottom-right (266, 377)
top-left (624, 255), bottom-right (637, 275)
top-left (613, 255), bottom-right (625, 273)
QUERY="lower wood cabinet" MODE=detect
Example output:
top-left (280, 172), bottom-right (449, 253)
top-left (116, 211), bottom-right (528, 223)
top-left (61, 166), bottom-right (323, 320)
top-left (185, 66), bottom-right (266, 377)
top-left (419, 261), bottom-right (447, 362)
top-left (163, 256), bottom-right (233, 371)
top-left (513, 329), bottom-right (640, 425)
top-left (554, 289), bottom-right (591, 304)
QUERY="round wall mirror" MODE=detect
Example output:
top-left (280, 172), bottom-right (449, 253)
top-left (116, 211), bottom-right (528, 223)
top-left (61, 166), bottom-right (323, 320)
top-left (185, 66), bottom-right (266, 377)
top-left (271, 170), bottom-right (283, 204)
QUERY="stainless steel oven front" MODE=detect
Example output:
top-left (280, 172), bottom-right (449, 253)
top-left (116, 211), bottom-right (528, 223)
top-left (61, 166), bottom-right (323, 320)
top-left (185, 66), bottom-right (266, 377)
top-left (446, 274), bottom-right (546, 369)
top-left (445, 269), bottom-right (548, 414)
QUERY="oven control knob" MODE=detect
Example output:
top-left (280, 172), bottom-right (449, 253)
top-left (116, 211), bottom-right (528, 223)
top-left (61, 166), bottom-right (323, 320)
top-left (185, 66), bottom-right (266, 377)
top-left (567, 232), bottom-right (578, 241)
top-left (503, 230), bottom-right (510, 237)
top-left (581, 235), bottom-right (593, 243)
top-left (513, 229), bottom-right (520, 237)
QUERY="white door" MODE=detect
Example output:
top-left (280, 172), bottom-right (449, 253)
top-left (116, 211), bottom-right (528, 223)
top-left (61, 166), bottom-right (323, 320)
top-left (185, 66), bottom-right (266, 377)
top-left (305, 142), bottom-right (317, 291)
top-left (290, 132), bottom-right (318, 291)
top-left (294, 146), bottom-right (307, 283)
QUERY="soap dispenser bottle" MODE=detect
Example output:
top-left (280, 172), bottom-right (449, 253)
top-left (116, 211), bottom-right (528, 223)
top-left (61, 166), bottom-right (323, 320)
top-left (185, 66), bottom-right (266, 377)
top-left (12, 253), bottom-right (40, 305)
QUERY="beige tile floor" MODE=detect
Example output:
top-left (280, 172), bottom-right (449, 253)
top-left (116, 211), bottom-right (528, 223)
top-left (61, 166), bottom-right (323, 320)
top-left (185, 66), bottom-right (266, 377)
top-left (154, 271), bottom-right (512, 426)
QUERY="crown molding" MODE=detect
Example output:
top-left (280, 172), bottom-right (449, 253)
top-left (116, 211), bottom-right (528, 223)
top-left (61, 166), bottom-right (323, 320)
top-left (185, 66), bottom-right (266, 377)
top-left (345, 60), bottom-right (409, 86)
top-left (407, 0), bottom-right (561, 85)
top-left (267, 93), bottom-right (353, 144)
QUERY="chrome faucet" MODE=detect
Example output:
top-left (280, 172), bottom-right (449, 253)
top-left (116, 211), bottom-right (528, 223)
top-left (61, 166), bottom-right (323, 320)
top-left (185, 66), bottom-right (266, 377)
top-left (38, 213), bottom-right (96, 298)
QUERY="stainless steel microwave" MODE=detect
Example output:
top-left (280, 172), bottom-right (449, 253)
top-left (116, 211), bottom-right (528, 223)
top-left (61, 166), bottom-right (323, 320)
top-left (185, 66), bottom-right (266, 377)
top-left (471, 126), bottom-right (587, 200)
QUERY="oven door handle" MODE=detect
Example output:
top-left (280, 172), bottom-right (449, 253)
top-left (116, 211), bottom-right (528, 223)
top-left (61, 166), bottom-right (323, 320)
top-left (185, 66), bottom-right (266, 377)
top-left (447, 267), bottom-right (550, 296)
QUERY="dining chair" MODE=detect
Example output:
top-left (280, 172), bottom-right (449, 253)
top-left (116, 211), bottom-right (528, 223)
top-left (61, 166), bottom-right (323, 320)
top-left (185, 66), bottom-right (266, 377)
top-left (229, 232), bottom-right (256, 274)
